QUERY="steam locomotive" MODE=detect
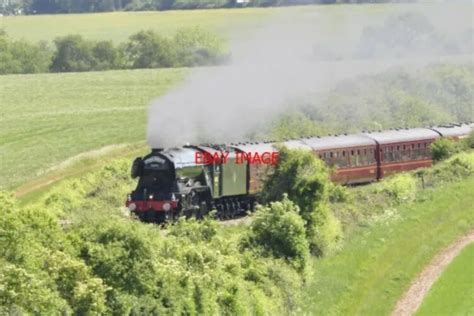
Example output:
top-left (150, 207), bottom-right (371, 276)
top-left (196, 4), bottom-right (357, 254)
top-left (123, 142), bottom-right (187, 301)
top-left (126, 123), bottom-right (472, 222)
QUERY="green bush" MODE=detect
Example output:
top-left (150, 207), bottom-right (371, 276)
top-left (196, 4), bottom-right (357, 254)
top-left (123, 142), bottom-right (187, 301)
top-left (243, 196), bottom-right (309, 271)
top-left (423, 151), bottom-right (474, 185)
top-left (431, 138), bottom-right (457, 161)
top-left (51, 35), bottom-right (97, 72)
top-left (262, 147), bottom-right (342, 256)
top-left (173, 27), bottom-right (226, 67)
top-left (51, 35), bottom-right (122, 72)
top-left (377, 173), bottom-right (417, 204)
top-left (124, 30), bottom-right (177, 68)
top-left (463, 131), bottom-right (474, 149)
top-left (0, 31), bottom-right (52, 74)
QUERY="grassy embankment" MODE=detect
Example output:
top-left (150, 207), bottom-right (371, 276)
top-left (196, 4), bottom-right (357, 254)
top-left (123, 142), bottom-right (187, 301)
top-left (415, 243), bottom-right (474, 316)
top-left (302, 175), bottom-right (474, 315)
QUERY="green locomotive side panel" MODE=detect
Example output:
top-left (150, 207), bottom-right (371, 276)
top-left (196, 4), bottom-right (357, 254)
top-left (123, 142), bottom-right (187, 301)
top-left (221, 157), bottom-right (247, 196)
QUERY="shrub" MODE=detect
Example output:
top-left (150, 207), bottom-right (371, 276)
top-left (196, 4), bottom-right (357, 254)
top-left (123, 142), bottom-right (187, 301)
top-left (431, 137), bottom-right (457, 161)
top-left (262, 147), bottom-right (342, 255)
top-left (463, 130), bottom-right (474, 149)
top-left (51, 35), bottom-right (96, 72)
top-left (0, 262), bottom-right (70, 314)
top-left (0, 32), bottom-right (51, 74)
top-left (92, 40), bottom-right (121, 70)
top-left (424, 151), bottom-right (474, 184)
top-left (51, 35), bottom-right (122, 72)
top-left (377, 173), bottom-right (417, 203)
top-left (243, 196), bottom-right (309, 271)
top-left (173, 27), bottom-right (226, 67)
top-left (124, 30), bottom-right (178, 68)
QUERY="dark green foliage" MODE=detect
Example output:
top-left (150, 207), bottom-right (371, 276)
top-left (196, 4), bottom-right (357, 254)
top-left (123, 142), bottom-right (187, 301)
top-left (262, 147), bottom-right (342, 255)
top-left (1, 28), bottom-right (225, 74)
top-left (0, 32), bottom-right (52, 74)
top-left (51, 35), bottom-right (97, 72)
top-left (0, 192), bottom-right (108, 314)
top-left (124, 30), bottom-right (177, 68)
top-left (431, 138), bottom-right (456, 161)
top-left (463, 131), bottom-right (474, 149)
top-left (243, 196), bottom-right (310, 271)
top-left (51, 35), bottom-right (122, 72)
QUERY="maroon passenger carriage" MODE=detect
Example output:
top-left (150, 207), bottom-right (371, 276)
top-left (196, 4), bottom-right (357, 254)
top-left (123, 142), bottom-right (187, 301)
top-left (229, 123), bottom-right (472, 188)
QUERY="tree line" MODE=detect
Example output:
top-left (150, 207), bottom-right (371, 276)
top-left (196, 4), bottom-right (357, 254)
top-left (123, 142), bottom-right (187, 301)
top-left (1, 0), bottom-right (401, 15)
top-left (0, 27), bottom-right (227, 74)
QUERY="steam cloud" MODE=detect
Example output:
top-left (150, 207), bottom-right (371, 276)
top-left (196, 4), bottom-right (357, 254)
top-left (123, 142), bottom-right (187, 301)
top-left (147, 2), bottom-right (473, 148)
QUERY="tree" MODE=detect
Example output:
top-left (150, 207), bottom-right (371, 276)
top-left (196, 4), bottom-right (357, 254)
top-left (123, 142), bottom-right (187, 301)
top-left (173, 27), bottom-right (226, 66)
top-left (0, 32), bottom-right (51, 74)
top-left (262, 147), bottom-right (342, 255)
top-left (125, 30), bottom-right (177, 68)
top-left (51, 34), bottom-right (96, 72)
top-left (92, 40), bottom-right (120, 70)
top-left (243, 196), bottom-right (309, 271)
top-left (431, 138), bottom-right (456, 161)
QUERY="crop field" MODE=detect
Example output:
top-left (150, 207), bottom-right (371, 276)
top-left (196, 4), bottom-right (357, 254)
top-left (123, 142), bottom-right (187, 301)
top-left (303, 176), bottom-right (474, 315)
top-left (0, 69), bottom-right (186, 189)
top-left (0, 8), bottom-right (273, 42)
top-left (0, 4), bottom-right (451, 43)
top-left (416, 243), bottom-right (474, 316)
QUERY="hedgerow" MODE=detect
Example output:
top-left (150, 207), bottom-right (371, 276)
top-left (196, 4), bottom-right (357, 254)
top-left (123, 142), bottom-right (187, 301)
top-left (0, 27), bottom-right (226, 75)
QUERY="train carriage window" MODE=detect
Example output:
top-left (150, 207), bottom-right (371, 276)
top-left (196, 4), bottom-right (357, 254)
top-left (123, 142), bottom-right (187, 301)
top-left (351, 150), bottom-right (354, 156)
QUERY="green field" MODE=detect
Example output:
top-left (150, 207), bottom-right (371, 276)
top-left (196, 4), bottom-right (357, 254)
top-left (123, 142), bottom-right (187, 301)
top-left (416, 243), bottom-right (474, 316)
top-left (0, 69), bottom-right (186, 189)
top-left (303, 176), bottom-right (474, 315)
top-left (2, 4), bottom-right (463, 43)
top-left (0, 8), bottom-right (273, 42)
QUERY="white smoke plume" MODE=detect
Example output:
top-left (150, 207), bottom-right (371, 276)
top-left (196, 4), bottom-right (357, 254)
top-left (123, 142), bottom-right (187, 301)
top-left (147, 2), bottom-right (473, 148)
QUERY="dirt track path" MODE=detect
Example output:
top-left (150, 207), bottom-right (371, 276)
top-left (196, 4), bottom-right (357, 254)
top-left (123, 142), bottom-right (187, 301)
top-left (391, 231), bottom-right (474, 316)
